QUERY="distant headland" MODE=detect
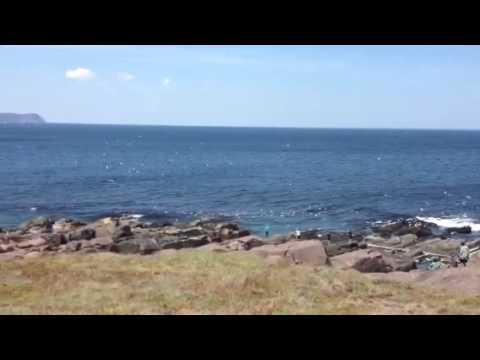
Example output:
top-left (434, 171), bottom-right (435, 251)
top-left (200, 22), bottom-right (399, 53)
top-left (0, 113), bottom-right (46, 124)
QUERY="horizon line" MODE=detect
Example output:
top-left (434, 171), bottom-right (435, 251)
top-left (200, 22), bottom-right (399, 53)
top-left (44, 121), bottom-right (480, 132)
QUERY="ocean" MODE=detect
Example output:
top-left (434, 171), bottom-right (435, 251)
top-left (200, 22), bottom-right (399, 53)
top-left (2, 124), bottom-right (480, 234)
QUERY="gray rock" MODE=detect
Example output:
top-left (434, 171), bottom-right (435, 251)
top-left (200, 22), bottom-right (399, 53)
top-left (68, 228), bottom-right (96, 241)
top-left (110, 240), bottom-right (140, 254)
top-left (112, 225), bottom-right (133, 242)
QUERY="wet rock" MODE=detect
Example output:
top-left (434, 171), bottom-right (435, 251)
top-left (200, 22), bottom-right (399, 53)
top-left (68, 228), bottom-right (96, 242)
top-left (20, 217), bottom-right (54, 234)
top-left (446, 226), bottom-right (472, 234)
top-left (373, 218), bottom-right (436, 239)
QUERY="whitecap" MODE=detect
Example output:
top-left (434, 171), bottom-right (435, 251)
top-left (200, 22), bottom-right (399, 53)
top-left (416, 216), bottom-right (480, 232)
top-left (30, 207), bottom-right (37, 212)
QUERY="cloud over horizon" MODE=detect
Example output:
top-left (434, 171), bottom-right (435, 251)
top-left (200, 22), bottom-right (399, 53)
top-left (65, 67), bottom-right (95, 81)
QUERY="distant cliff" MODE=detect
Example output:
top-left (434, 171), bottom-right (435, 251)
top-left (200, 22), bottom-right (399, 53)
top-left (0, 113), bottom-right (46, 124)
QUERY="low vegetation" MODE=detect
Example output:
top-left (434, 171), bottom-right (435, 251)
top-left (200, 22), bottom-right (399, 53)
top-left (1, 251), bottom-right (479, 314)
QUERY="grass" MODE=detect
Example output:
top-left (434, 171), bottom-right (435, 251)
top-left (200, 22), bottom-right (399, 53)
top-left (1, 251), bottom-right (479, 314)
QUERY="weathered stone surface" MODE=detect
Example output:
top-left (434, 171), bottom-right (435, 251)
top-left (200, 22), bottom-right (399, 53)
top-left (52, 218), bottom-right (86, 233)
top-left (16, 237), bottom-right (47, 249)
top-left (159, 235), bottom-right (209, 250)
top-left (112, 225), bottom-right (133, 242)
top-left (446, 226), bottom-right (472, 234)
top-left (223, 236), bottom-right (265, 251)
top-left (68, 228), bottom-right (96, 242)
top-left (265, 255), bottom-right (291, 266)
top-left (0, 244), bottom-right (15, 253)
top-left (138, 238), bottom-right (161, 254)
top-left (110, 241), bottom-right (140, 254)
top-left (285, 240), bottom-right (329, 266)
top-left (197, 243), bottom-right (229, 252)
top-left (44, 233), bottom-right (67, 247)
top-left (373, 218), bottom-right (436, 239)
top-left (65, 241), bottom-right (82, 252)
top-left (331, 249), bottom-right (416, 273)
top-left (20, 217), bottom-right (54, 234)
top-left (90, 236), bottom-right (114, 249)
top-left (250, 240), bottom-right (329, 266)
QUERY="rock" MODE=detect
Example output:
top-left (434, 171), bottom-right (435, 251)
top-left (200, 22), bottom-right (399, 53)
top-left (285, 240), bottom-right (329, 266)
top-left (52, 218), bottom-right (86, 233)
top-left (44, 233), bottom-right (67, 247)
top-left (251, 240), bottom-right (329, 266)
top-left (446, 226), bottom-right (472, 234)
top-left (373, 218), bottom-right (436, 239)
top-left (215, 223), bottom-right (239, 231)
top-left (159, 235), bottom-right (209, 250)
top-left (68, 228), bottom-right (96, 242)
top-left (66, 241), bottom-right (82, 252)
top-left (110, 240), bottom-right (140, 254)
top-left (331, 249), bottom-right (416, 273)
top-left (16, 237), bottom-right (47, 249)
top-left (112, 225), bottom-right (133, 242)
top-left (223, 236), bottom-right (265, 251)
top-left (90, 236), bottom-right (114, 250)
top-left (138, 238), bottom-right (160, 254)
top-left (0, 244), bottom-right (15, 253)
top-left (20, 217), bottom-right (54, 234)
top-left (24, 251), bottom-right (42, 259)
top-left (220, 227), bottom-right (234, 240)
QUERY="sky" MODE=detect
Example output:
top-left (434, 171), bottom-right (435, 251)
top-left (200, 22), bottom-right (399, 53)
top-left (1, 45), bottom-right (480, 129)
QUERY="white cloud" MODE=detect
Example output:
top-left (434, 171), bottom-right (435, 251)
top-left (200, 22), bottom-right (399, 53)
top-left (162, 77), bottom-right (171, 86)
top-left (116, 72), bottom-right (135, 81)
top-left (65, 67), bottom-right (95, 81)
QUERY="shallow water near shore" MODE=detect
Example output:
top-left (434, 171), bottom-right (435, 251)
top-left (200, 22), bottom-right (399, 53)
top-left (3, 124), bottom-right (480, 234)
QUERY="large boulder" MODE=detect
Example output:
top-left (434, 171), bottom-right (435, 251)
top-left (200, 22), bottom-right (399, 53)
top-left (158, 235), bottom-right (209, 250)
top-left (16, 237), bottom-right (47, 249)
top-left (446, 226), bottom-right (472, 235)
top-left (68, 228), bottom-right (96, 242)
top-left (112, 225), bottom-right (133, 242)
top-left (330, 249), bottom-right (416, 273)
top-left (52, 218), bottom-right (86, 234)
top-left (20, 217), bottom-right (54, 234)
top-left (250, 240), bottom-right (329, 266)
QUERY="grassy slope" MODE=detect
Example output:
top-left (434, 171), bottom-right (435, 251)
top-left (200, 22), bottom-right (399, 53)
top-left (1, 251), bottom-right (479, 314)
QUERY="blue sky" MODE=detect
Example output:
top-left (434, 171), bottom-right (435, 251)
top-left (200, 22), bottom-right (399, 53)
top-left (1, 45), bottom-right (480, 129)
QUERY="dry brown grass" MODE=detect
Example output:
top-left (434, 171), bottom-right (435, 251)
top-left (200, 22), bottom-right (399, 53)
top-left (1, 251), bottom-right (479, 314)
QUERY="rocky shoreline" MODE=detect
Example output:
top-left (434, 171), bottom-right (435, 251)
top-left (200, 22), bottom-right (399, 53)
top-left (1, 215), bottom-right (479, 273)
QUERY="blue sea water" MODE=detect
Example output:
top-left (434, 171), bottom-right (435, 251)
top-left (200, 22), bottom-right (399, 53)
top-left (2, 124), bottom-right (480, 234)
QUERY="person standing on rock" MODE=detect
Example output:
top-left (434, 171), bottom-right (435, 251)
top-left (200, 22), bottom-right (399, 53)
top-left (458, 242), bottom-right (470, 267)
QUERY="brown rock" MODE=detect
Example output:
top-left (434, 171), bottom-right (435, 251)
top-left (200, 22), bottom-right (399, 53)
top-left (330, 249), bottom-right (415, 273)
top-left (0, 244), bottom-right (15, 253)
top-left (24, 251), bottom-right (42, 259)
top-left (265, 255), bottom-right (291, 266)
top-left (16, 237), bottom-right (47, 249)
top-left (197, 243), bottom-right (229, 252)
top-left (285, 240), bottom-right (329, 266)
top-left (66, 241), bottom-right (82, 252)
top-left (68, 228), bottom-right (96, 241)
top-left (223, 236), bottom-right (265, 251)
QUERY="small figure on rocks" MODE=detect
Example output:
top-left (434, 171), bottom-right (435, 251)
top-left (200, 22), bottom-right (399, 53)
top-left (295, 228), bottom-right (301, 239)
top-left (264, 224), bottom-right (270, 238)
top-left (458, 241), bottom-right (470, 267)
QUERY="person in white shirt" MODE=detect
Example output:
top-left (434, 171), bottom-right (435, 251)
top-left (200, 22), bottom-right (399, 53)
top-left (458, 242), bottom-right (470, 267)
